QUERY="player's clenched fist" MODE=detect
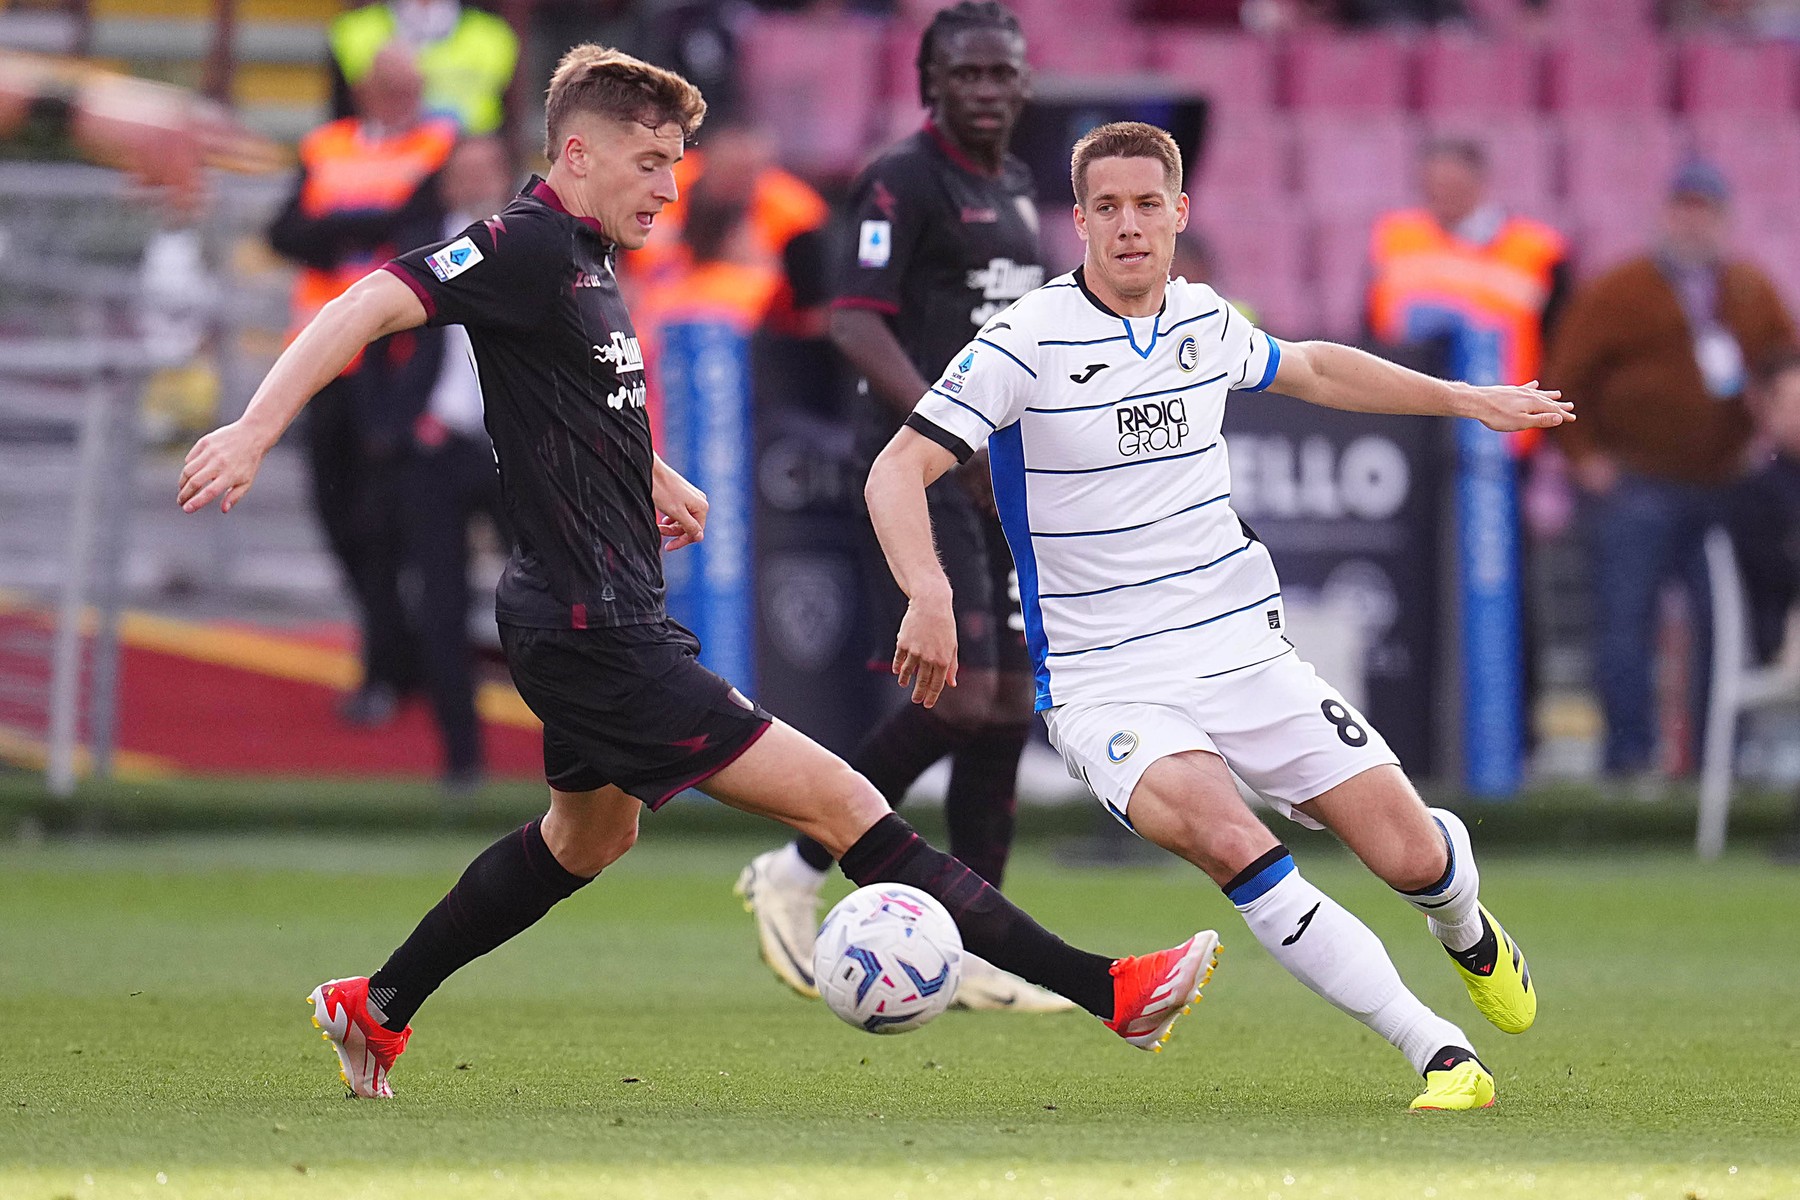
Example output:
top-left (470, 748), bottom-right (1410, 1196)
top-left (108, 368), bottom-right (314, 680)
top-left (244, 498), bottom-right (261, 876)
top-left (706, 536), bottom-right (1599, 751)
top-left (178, 420), bottom-right (268, 514)
top-left (1465, 381), bottom-right (1575, 433)
top-left (893, 593), bottom-right (959, 709)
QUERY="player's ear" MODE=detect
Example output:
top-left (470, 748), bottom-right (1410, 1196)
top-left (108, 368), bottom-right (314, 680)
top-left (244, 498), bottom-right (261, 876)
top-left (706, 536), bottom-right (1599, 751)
top-left (1174, 191), bottom-right (1190, 233)
top-left (1072, 201), bottom-right (1087, 242)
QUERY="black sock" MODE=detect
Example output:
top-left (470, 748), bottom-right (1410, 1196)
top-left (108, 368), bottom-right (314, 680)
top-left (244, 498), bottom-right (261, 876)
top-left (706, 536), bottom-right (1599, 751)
top-left (367, 819), bottom-right (593, 1029)
top-left (1445, 917), bottom-right (1499, 978)
top-left (793, 703), bottom-right (978, 871)
top-left (838, 813), bottom-right (1115, 1019)
top-left (944, 723), bottom-right (1028, 887)
top-left (1424, 1045), bottom-right (1484, 1076)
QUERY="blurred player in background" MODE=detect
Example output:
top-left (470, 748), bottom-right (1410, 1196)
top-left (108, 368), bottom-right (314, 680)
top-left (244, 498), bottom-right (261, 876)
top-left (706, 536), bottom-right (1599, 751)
top-left (178, 45), bottom-right (1218, 1100)
top-left (735, 0), bottom-right (1070, 1014)
top-left (869, 122), bottom-right (1572, 1111)
top-left (268, 45), bottom-right (457, 728)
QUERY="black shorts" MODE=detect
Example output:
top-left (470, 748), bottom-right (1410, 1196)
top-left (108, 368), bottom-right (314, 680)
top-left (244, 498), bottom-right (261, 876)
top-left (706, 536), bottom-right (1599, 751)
top-left (499, 620), bottom-right (773, 809)
top-left (862, 481), bottom-right (1030, 675)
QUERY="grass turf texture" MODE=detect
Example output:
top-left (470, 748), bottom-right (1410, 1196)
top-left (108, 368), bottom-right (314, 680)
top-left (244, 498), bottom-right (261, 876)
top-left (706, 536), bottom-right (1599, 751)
top-left (2, 832), bottom-right (1796, 1200)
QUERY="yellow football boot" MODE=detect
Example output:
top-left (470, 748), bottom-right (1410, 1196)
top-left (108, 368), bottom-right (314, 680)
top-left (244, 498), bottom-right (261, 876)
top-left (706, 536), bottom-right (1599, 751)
top-left (1446, 903), bottom-right (1536, 1034)
top-left (1409, 1059), bottom-right (1496, 1112)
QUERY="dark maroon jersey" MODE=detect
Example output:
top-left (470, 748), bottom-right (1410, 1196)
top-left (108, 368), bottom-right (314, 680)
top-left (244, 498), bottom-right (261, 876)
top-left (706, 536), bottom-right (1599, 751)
top-left (384, 176), bottom-right (660, 630)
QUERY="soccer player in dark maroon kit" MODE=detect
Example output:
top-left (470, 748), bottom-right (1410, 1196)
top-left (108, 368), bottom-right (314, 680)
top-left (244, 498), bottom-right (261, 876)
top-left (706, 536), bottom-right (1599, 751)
top-left (736, 0), bottom-right (1067, 1012)
top-left (178, 44), bottom-right (1214, 1098)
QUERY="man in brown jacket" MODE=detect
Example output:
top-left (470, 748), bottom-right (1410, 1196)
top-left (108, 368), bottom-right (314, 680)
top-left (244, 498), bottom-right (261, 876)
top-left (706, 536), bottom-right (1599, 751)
top-left (1547, 160), bottom-right (1796, 780)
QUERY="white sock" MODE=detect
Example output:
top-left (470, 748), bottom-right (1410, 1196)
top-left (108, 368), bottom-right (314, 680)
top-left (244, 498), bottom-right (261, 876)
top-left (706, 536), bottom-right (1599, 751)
top-left (1230, 852), bottom-right (1476, 1074)
top-left (1393, 808), bottom-right (1484, 952)
top-left (769, 841), bottom-right (828, 893)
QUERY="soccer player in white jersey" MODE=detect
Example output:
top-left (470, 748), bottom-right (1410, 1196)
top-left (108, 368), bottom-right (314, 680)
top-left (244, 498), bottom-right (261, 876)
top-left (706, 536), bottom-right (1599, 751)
top-left (866, 122), bottom-right (1572, 1112)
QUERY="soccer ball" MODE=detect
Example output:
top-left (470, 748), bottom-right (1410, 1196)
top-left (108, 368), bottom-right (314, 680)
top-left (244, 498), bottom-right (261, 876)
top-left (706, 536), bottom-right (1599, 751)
top-left (814, 883), bottom-right (963, 1034)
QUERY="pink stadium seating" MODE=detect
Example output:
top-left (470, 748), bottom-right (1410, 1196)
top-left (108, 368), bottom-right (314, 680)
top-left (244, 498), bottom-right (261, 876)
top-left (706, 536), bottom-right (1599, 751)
top-left (1417, 35), bottom-right (1538, 115)
top-left (1569, 197), bottom-right (1660, 274)
top-left (1028, 21), bottom-right (1149, 75)
top-left (1191, 194), bottom-right (1314, 336)
top-left (1545, 41), bottom-right (1671, 113)
top-left (1562, 114), bottom-right (1682, 205)
top-left (1294, 114), bottom-right (1418, 214)
top-left (1194, 110), bottom-right (1291, 201)
top-left (1677, 39), bottom-right (1800, 115)
top-left (740, 15), bottom-right (884, 178)
top-left (1146, 31), bottom-right (1280, 114)
top-left (1285, 34), bottom-right (1412, 113)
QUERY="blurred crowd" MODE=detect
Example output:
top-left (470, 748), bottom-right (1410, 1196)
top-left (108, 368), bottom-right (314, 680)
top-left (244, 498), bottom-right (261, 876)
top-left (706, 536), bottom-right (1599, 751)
top-left (5, 0), bottom-right (1800, 842)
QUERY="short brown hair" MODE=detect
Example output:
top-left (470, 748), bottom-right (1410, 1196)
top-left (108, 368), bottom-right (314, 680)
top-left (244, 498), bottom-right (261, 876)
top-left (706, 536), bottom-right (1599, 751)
top-left (1070, 121), bottom-right (1183, 206)
top-left (543, 44), bottom-right (707, 159)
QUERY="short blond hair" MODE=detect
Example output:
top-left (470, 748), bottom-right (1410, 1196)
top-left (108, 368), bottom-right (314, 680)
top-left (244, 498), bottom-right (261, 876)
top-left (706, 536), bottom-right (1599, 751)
top-left (543, 44), bottom-right (707, 160)
top-left (1070, 121), bottom-right (1183, 206)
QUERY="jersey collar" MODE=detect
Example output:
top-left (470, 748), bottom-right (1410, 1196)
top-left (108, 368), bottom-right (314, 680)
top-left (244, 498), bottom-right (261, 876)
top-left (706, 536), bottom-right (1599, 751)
top-left (1074, 265), bottom-right (1167, 360)
top-left (925, 119), bottom-right (1002, 180)
top-left (527, 176), bottom-right (610, 242)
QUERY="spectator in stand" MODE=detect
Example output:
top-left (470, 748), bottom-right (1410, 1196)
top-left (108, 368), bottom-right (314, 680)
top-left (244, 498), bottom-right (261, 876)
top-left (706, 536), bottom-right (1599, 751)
top-left (269, 45), bottom-right (457, 727)
top-left (329, 0), bottom-right (518, 135)
top-left (1727, 351), bottom-right (1800, 862)
top-left (634, 182), bottom-right (784, 445)
top-left (1547, 160), bottom-right (1796, 786)
top-left (1368, 139), bottom-right (1569, 387)
top-left (625, 119), bottom-right (829, 335)
top-left (379, 134), bottom-right (519, 793)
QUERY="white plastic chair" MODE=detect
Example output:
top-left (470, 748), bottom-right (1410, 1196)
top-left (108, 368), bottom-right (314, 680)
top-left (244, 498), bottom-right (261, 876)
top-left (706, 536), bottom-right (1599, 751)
top-left (1699, 527), bottom-right (1800, 859)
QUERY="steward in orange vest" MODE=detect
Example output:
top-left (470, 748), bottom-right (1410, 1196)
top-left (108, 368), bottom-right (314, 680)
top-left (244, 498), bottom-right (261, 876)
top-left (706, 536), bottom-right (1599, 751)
top-left (1366, 140), bottom-right (1569, 455)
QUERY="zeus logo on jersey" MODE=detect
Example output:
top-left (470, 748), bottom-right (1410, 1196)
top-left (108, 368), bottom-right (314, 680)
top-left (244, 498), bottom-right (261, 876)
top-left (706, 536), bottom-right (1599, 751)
top-left (1116, 397), bottom-right (1190, 457)
top-left (425, 237), bottom-right (482, 282)
top-left (968, 259), bottom-right (1044, 326)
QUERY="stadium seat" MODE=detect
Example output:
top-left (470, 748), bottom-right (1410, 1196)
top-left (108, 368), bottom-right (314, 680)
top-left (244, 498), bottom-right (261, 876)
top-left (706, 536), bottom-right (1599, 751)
top-left (1294, 114), bottom-right (1418, 214)
top-left (1699, 528), bottom-right (1800, 859)
top-left (1194, 110), bottom-right (1292, 201)
top-left (1190, 193), bottom-right (1314, 336)
top-left (1145, 30), bottom-right (1279, 115)
top-left (1677, 38), bottom-right (1800, 115)
top-left (1285, 33), bottom-right (1412, 113)
top-left (1562, 113), bottom-right (1681, 215)
top-left (740, 14), bottom-right (884, 178)
top-left (1028, 21), bottom-right (1149, 75)
top-left (1417, 34), bottom-right (1538, 116)
top-left (1545, 40), bottom-right (1671, 113)
top-left (1567, 195), bottom-right (1659, 275)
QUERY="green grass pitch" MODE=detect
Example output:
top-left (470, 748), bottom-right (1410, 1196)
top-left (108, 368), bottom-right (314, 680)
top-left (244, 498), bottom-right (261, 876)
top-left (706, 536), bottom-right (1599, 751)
top-left (2, 828), bottom-right (1797, 1199)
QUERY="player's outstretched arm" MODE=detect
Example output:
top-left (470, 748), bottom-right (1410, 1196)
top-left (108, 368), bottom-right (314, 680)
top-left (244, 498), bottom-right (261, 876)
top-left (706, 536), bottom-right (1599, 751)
top-left (865, 427), bottom-right (962, 708)
top-left (1269, 338), bottom-right (1575, 433)
top-left (178, 270), bottom-right (426, 513)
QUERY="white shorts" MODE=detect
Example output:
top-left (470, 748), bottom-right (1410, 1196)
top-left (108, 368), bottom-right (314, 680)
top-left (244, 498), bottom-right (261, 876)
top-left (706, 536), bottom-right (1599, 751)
top-left (1042, 649), bottom-right (1400, 832)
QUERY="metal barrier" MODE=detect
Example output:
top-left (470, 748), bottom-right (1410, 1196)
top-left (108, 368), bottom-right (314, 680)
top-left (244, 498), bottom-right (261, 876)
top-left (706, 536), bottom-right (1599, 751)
top-left (0, 163), bottom-right (288, 794)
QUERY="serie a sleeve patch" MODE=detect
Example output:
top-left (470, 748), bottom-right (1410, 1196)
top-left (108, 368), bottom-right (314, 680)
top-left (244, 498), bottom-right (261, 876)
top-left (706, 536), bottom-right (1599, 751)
top-left (857, 220), bottom-right (891, 268)
top-left (425, 236), bottom-right (484, 282)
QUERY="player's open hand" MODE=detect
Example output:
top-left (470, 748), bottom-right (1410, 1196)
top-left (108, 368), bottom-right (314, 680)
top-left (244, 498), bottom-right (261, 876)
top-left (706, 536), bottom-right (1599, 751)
top-left (893, 593), bottom-right (958, 708)
top-left (178, 420), bottom-right (267, 513)
top-left (1466, 381), bottom-right (1574, 433)
top-left (652, 457), bottom-right (707, 552)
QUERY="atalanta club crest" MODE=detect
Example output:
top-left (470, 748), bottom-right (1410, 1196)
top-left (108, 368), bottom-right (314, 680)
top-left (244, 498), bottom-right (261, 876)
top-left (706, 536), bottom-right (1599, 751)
top-left (1178, 336), bottom-right (1200, 372)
